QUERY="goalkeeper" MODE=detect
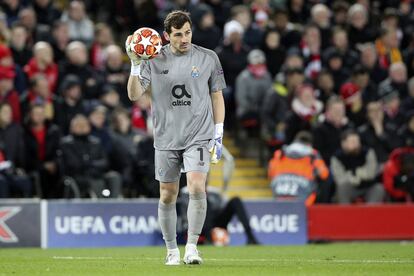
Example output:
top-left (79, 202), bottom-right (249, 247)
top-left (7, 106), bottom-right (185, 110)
top-left (125, 10), bottom-right (226, 265)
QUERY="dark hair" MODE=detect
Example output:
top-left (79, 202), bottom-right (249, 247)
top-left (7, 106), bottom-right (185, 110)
top-left (294, 131), bottom-right (313, 145)
top-left (340, 128), bottom-right (358, 142)
top-left (164, 10), bottom-right (192, 34)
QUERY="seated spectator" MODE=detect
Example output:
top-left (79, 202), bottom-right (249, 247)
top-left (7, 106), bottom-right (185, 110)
top-left (0, 103), bottom-right (31, 198)
top-left (235, 49), bottom-right (272, 138)
top-left (99, 84), bottom-right (121, 116)
top-left (339, 82), bottom-right (366, 127)
top-left (131, 93), bottom-right (152, 134)
top-left (330, 129), bottom-right (384, 204)
top-left (59, 41), bottom-right (102, 99)
top-left (324, 49), bottom-right (350, 92)
top-left (0, 66), bottom-right (20, 123)
top-left (284, 84), bottom-right (323, 144)
top-left (102, 45), bottom-right (129, 106)
top-left (378, 62), bottom-right (408, 101)
top-left (400, 76), bottom-right (414, 114)
top-left (49, 21), bottom-right (70, 63)
top-left (358, 43), bottom-right (388, 84)
top-left (375, 27), bottom-right (402, 70)
top-left (24, 104), bottom-right (61, 198)
top-left (9, 23), bottom-right (32, 67)
top-left (301, 24), bottom-right (322, 80)
top-left (53, 74), bottom-right (86, 134)
top-left (110, 108), bottom-right (152, 197)
top-left (383, 147), bottom-right (414, 202)
top-left (268, 131), bottom-right (330, 205)
top-left (191, 4), bottom-right (221, 51)
top-left (59, 114), bottom-right (121, 198)
top-left (397, 112), bottom-right (414, 147)
top-left (359, 101), bottom-right (400, 167)
top-left (24, 41), bottom-right (58, 93)
top-left (90, 23), bottom-right (114, 70)
top-left (347, 4), bottom-right (377, 48)
top-left (261, 28), bottom-right (285, 78)
top-left (0, 43), bottom-right (26, 95)
top-left (315, 69), bottom-right (335, 104)
top-left (22, 74), bottom-right (54, 120)
top-left (33, 0), bottom-right (62, 27)
top-left (61, 0), bottom-right (94, 46)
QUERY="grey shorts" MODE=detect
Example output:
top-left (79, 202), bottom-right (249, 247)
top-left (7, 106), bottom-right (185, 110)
top-left (155, 141), bottom-right (211, 183)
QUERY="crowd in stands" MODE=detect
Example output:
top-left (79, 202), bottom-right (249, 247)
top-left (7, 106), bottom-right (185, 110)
top-left (0, 0), bottom-right (414, 203)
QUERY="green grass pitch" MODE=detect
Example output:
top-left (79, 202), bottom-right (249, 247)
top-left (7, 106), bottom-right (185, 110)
top-left (1, 242), bottom-right (413, 275)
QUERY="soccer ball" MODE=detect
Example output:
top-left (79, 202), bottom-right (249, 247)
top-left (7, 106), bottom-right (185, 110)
top-left (211, 227), bottom-right (230, 246)
top-left (128, 27), bottom-right (162, 60)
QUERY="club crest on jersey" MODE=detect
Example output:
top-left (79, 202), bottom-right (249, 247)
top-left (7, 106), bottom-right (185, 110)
top-left (191, 66), bottom-right (200, 78)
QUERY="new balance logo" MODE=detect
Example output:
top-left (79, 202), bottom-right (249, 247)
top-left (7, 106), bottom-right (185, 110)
top-left (160, 70), bottom-right (169, 74)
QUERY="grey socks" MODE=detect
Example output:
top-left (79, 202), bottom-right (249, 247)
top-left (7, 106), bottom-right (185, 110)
top-left (158, 201), bottom-right (178, 250)
top-left (187, 192), bottom-right (207, 245)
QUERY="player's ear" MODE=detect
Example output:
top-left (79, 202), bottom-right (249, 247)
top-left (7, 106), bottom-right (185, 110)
top-left (163, 31), bottom-right (170, 42)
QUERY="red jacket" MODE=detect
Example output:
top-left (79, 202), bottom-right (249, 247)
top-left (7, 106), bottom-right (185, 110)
top-left (383, 147), bottom-right (414, 201)
top-left (24, 58), bottom-right (58, 93)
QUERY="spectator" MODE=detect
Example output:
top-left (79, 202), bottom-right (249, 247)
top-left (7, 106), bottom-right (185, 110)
top-left (90, 23), bottom-right (114, 70)
top-left (268, 131), bottom-right (330, 205)
top-left (287, 0), bottom-right (308, 25)
top-left (397, 112), bottom-right (414, 147)
top-left (53, 74), bottom-right (85, 134)
top-left (191, 4), bottom-right (221, 51)
top-left (347, 3), bottom-right (377, 49)
top-left (315, 69), bottom-right (335, 104)
top-left (375, 27), bottom-right (402, 70)
top-left (284, 83), bottom-right (323, 144)
top-left (350, 64), bottom-right (378, 104)
top-left (0, 66), bottom-right (20, 123)
top-left (322, 27), bottom-right (359, 72)
top-left (0, 102), bottom-right (31, 198)
top-left (339, 82), bottom-right (365, 127)
top-left (313, 96), bottom-right (351, 165)
top-left (383, 147), bottom-right (414, 202)
top-left (401, 77), bottom-right (414, 114)
top-left (99, 84), bottom-right (121, 116)
top-left (358, 101), bottom-right (399, 166)
top-left (324, 49), bottom-right (350, 92)
top-left (59, 41), bottom-right (102, 99)
top-left (33, 0), bottom-right (62, 27)
top-left (22, 74), bottom-right (54, 120)
top-left (359, 43), bottom-right (388, 84)
top-left (378, 62), bottom-right (408, 101)
top-left (24, 104), bottom-right (61, 198)
top-left (9, 23), bottom-right (32, 67)
top-left (235, 49), bottom-right (272, 137)
top-left (261, 28), bottom-right (285, 78)
top-left (310, 3), bottom-right (332, 50)
top-left (271, 8), bottom-right (301, 50)
top-left (24, 41), bottom-right (58, 93)
top-left (331, 0), bottom-right (350, 28)
top-left (59, 114), bottom-right (121, 198)
top-left (110, 108), bottom-right (150, 197)
top-left (331, 129), bottom-right (384, 204)
top-left (49, 21), bottom-right (70, 63)
top-left (102, 45), bottom-right (129, 107)
top-left (61, 0), bottom-right (94, 46)
top-left (131, 93), bottom-right (152, 134)
top-left (0, 43), bottom-right (26, 95)
top-left (301, 24), bottom-right (322, 80)
top-left (216, 19), bottom-right (249, 130)
top-left (17, 7), bottom-right (44, 45)
top-left (88, 104), bottom-right (112, 155)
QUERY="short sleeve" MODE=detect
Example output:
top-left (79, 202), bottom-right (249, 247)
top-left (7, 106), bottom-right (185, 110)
top-left (139, 60), bottom-right (151, 91)
top-left (209, 52), bottom-right (226, 93)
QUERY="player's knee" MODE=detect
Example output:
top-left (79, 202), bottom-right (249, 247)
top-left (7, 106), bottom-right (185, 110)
top-left (160, 184), bottom-right (178, 204)
top-left (187, 173), bottom-right (207, 194)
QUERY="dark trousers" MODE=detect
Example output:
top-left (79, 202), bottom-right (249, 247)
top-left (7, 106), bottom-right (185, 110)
top-left (0, 173), bottom-right (32, 198)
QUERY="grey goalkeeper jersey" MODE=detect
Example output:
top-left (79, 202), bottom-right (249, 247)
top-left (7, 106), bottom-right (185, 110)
top-left (139, 44), bottom-right (226, 150)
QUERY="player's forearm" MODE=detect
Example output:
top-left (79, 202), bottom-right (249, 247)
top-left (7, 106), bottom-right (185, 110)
top-left (211, 91), bottom-right (225, 124)
top-left (127, 75), bottom-right (145, 101)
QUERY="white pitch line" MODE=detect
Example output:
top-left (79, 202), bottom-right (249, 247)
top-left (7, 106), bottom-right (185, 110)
top-left (52, 256), bottom-right (414, 264)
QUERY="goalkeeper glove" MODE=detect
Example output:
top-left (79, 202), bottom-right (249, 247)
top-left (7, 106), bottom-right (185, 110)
top-left (210, 123), bottom-right (223, 164)
top-left (125, 35), bottom-right (142, 76)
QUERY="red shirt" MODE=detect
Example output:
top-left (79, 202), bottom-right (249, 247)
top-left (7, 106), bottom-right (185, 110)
top-left (31, 126), bottom-right (46, 161)
top-left (0, 90), bottom-right (21, 123)
top-left (24, 58), bottom-right (59, 93)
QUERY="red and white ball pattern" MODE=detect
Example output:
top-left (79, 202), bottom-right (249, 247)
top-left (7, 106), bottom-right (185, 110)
top-left (211, 227), bottom-right (230, 246)
top-left (128, 27), bottom-right (162, 60)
